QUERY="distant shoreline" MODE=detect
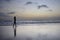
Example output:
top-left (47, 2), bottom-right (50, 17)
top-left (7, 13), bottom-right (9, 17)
top-left (0, 22), bottom-right (60, 26)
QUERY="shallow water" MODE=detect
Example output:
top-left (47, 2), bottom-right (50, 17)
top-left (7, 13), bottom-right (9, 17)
top-left (0, 23), bottom-right (60, 40)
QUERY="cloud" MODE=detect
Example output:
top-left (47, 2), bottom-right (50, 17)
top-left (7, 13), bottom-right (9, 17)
top-left (5, 0), bottom-right (11, 2)
top-left (37, 5), bottom-right (53, 11)
top-left (37, 5), bottom-right (48, 9)
top-left (0, 0), bottom-right (11, 2)
top-left (8, 12), bottom-right (15, 14)
top-left (0, 12), bottom-right (15, 17)
top-left (0, 12), bottom-right (13, 26)
top-left (25, 1), bottom-right (32, 5)
top-left (0, 12), bottom-right (12, 20)
top-left (48, 9), bottom-right (52, 11)
top-left (25, 1), bottom-right (38, 5)
top-left (0, 12), bottom-right (7, 17)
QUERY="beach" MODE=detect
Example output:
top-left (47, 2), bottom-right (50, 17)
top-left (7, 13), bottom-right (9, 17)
top-left (0, 23), bottom-right (60, 40)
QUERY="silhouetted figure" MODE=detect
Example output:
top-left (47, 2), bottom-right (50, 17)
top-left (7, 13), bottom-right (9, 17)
top-left (13, 16), bottom-right (16, 37)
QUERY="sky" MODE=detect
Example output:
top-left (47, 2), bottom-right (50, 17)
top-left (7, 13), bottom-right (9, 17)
top-left (0, 0), bottom-right (60, 21)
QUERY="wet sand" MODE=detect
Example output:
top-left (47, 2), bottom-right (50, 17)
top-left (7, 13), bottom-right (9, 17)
top-left (0, 23), bottom-right (60, 40)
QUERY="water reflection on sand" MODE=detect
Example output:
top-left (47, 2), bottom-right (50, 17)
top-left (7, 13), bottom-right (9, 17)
top-left (0, 23), bottom-right (60, 40)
